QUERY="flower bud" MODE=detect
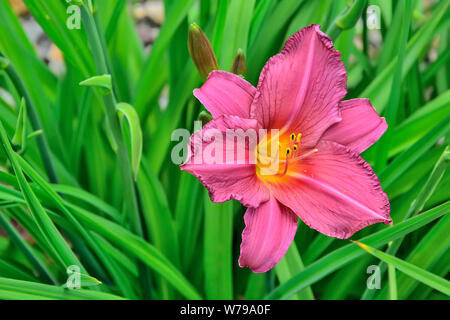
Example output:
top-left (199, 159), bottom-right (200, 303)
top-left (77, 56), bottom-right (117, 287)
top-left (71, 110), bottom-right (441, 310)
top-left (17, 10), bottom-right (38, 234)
top-left (198, 111), bottom-right (213, 126)
top-left (11, 98), bottom-right (27, 154)
top-left (230, 49), bottom-right (247, 77)
top-left (188, 23), bottom-right (219, 80)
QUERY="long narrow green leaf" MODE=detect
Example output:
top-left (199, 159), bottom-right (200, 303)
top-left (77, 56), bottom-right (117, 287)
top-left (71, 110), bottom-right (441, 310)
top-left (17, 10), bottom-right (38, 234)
top-left (116, 102), bottom-right (143, 179)
top-left (203, 194), bottom-right (233, 299)
top-left (134, 0), bottom-right (196, 118)
top-left (360, 0), bottom-right (449, 112)
top-left (379, 115), bottom-right (450, 188)
top-left (0, 277), bottom-right (125, 300)
top-left (0, 121), bottom-right (83, 272)
top-left (353, 241), bottom-right (450, 296)
top-left (274, 242), bottom-right (314, 300)
top-left (266, 201), bottom-right (450, 299)
top-left (68, 205), bottom-right (202, 299)
top-left (0, 212), bottom-right (57, 284)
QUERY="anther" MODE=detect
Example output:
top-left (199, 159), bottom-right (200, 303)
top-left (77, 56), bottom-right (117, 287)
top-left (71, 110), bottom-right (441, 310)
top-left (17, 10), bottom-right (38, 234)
top-left (297, 133), bottom-right (302, 143)
top-left (290, 133), bottom-right (295, 141)
top-left (286, 148), bottom-right (291, 157)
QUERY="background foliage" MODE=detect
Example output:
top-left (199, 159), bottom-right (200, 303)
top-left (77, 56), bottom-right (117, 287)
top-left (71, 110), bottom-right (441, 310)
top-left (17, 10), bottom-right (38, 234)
top-left (0, 0), bottom-right (449, 300)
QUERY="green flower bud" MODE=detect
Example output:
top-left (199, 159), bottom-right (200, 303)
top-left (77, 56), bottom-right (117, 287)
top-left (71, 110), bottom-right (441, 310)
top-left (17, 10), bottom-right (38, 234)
top-left (198, 111), bottom-right (213, 126)
top-left (12, 98), bottom-right (27, 154)
top-left (188, 23), bottom-right (219, 80)
top-left (230, 49), bottom-right (247, 77)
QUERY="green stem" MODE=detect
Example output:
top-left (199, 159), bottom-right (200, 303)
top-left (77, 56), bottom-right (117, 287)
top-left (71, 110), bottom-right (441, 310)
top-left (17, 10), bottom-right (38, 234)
top-left (0, 52), bottom-right (59, 184)
top-left (80, 3), bottom-right (153, 299)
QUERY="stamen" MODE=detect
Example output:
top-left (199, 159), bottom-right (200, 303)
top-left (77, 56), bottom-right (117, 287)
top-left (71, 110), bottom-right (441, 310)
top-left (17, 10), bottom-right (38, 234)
top-left (275, 149), bottom-right (292, 177)
top-left (296, 133), bottom-right (302, 143)
top-left (274, 148), bottom-right (317, 178)
top-left (293, 144), bottom-right (298, 151)
top-left (292, 148), bottom-right (318, 161)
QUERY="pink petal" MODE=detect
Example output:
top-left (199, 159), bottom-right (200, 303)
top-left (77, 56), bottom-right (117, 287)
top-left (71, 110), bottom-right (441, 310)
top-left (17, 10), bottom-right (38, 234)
top-left (239, 196), bottom-right (298, 273)
top-left (321, 99), bottom-right (388, 153)
top-left (193, 70), bottom-right (256, 118)
top-left (180, 115), bottom-right (269, 208)
top-left (250, 24), bottom-right (347, 148)
top-left (268, 141), bottom-right (391, 239)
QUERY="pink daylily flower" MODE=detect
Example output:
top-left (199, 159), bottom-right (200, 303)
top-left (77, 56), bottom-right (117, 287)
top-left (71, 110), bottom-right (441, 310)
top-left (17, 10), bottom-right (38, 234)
top-left (181, 25), bottom-right (391, 273)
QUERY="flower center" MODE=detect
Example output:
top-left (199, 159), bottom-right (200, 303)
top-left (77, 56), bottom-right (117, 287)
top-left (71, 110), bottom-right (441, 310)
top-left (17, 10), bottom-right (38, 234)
top-left (256, 132), bottom-right (317, 179)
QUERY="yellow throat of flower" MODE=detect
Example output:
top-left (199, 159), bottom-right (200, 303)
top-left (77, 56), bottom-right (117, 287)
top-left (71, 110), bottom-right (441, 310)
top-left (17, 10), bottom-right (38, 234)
top-left (256, 132), bottom-right (317, 181)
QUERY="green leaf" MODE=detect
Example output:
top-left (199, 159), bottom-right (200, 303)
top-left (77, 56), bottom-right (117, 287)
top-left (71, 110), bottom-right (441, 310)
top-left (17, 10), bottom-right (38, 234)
top-left (0, 278), bottom-right (125, 300)
top-left (247, 0), bottom-right (306, 83)
top-left (218, 0), bottom-right (255, 70)
top-left (274, 242), bottom-right (314, 300)
top-left (0, 212), bottom-right (57, 284)
top-left (381, 214), bottom-right (450, 299)
top-left (51, 184), bottom-right (121, 222)
top-left (203, 195), bottom-right (233, 299)
top-left (387, 257), bottom-right (398, 300)
top-left (175, 172), bottom-right (204, 270)
top-left (360, 0), bottom-right (449, 113)
top-left (116, 102), bottom-right (143, 180)
top-left (374, 0), bottom-right (412, 170)
top-left (61, 272), bottom-right (102, 289)
top-left (0, 121), bottom-right (84, 272)
top-left (379, 115), bottom-right (450, 189)
top-left (0, 259), bottom-right (37, 282)
top-left (147, 63), bottom-right (199, 174)
top-left (15, 154), bottom-right (139, 299)
top-left (134, 0), bottom-right (196, 118)
top-left (80, 74), bottom-right (112, 93)
top-left (137, 163), bottom-right (179, 298)
top-left (353, 241), bottom-right (450, 296)
top-left (266, 201), bottom-right (450, 299)
top-left (68, 205), bottom-right (202, 299)
top-left (23, 0), bottom-right (94, 77)
top-left (362, 144), bottom-right (450, 300)
top-left (388, 90), bottom-right (450, 158)
top-left (244, 273), bottom-right (266, 300)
